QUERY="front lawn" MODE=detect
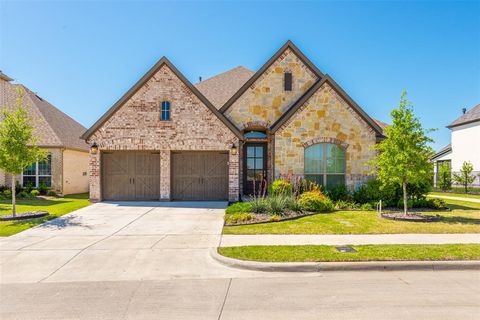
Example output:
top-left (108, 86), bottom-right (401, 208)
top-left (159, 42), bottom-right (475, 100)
top-left (0, 193), bottom-right (90, 236)
top-left (223, 198), bottom-right (480, 235)
top-left (429, 191), bottom-right (480, 200)
top-left (218, 244), bottom-right (480, 262)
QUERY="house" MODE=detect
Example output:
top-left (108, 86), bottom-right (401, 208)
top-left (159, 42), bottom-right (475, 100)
top-left (82, 41), bottom-right (385, 202)
top-left (0, 71), bottom-right (90, 195)
top-left (432, 104), bottom-right (480, 187)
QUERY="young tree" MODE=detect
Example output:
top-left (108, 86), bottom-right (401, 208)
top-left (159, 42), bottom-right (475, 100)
top-left (453, 161), bottom-right (476, 193)
top-left (371, 91), bottom-right (434, 216)
top-left (438, 162), bottom-right (452, 191)
top-left (0, 87), bottom-right (46, 217)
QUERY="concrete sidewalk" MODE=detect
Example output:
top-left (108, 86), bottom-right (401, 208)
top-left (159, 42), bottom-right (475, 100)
top-left (220, 233), bottom-right (480, 247)
top-left (428, 194), bottom-right (480, 203)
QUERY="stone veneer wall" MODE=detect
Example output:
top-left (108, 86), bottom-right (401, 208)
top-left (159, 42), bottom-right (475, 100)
top-left (87, 65), bottom-right (239, 202)
top-left (274, 83), bottom-right (377, 189)
top-left (225, 48), bottom-right (318, 129)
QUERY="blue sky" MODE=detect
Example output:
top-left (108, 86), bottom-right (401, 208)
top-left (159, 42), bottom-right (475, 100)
top-left (1, 1), bottom-right (479, 151)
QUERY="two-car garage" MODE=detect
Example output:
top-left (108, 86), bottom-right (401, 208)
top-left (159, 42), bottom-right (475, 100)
top-left (101, 151), bottom-right (229, 201)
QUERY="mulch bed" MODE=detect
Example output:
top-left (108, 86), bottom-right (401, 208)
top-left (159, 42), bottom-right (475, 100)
top-left (381, 212), bottom-right (442, 222)
top-left (225, 210), bottom-right (322, 226)
top-left (0, 211), bottom-right (49, 221)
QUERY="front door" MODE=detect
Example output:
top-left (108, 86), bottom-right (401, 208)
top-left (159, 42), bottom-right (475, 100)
top-left (243, 143), bottom-right (267, 195)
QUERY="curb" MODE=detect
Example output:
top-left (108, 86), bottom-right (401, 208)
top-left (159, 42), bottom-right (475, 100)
top-left (210, 248), bottom-right (480, 272)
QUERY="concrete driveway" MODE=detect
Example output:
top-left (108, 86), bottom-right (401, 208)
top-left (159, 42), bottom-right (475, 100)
top-left (0, 201), bottom-right (280, 283)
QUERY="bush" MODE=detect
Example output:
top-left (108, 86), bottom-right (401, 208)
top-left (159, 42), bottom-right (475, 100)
top-left (3, 189), bottom-right (12, 199)
top-left (285, 197), bottom-right (303, 212)
top-left (360, 203), bottom-right (374, 211)
top-left (15, 182), bottom-right (24, 195)
top-left (225, 213), bottom-right (255, 224)
top-left (427, 198), bottom-right (447, 209)
top-left (17, 191), bottom-right (30, 198)
top-left (326, 185), bottom-right (352, 201)
top-left (0, 185), bottom-right (9, 192)
top-left (30, 189), bottom-right (40, 197)
top-left (270, 179), bottom-right (292, 196)
top-left (47, 190), bottom-right (57, 197)
top-left (250, 198), bottom-right (268, 213)
top-left (23, 181), bottom-right (35, 193)
top-left (269, 215), bottom-right (281, 222)
top-left (266, 195), bottom-right (288, 215)
top-left (38, 183), bottom-right (49, 195)
top-left (298, 191), bottom-right (334, 212)
top-left (226, 202), bottom-right (252, 214)
top-left (334, 200), bottom-right (359, 210)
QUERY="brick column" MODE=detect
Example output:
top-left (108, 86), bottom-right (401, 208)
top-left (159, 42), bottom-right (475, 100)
top-left (228, 151), bottom-right (239, 202)
top-left (160, 150), bottom-right (170, 200)
top-left (89, 152), bottom-right (101, 201)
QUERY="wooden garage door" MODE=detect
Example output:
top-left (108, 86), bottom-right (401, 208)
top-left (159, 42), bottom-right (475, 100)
top-left (171, 152), bottom-right (229, 201)
top-left (102, 151), bottom-right (160, 201)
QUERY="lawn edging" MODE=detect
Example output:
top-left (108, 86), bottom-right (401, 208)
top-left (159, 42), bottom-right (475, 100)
top-left (210, 248), bottom-right (480, 272)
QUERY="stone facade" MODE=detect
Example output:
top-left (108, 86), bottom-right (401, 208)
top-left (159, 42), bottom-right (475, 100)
top-left (274, 83), bottom-right (377, 189)
top-left (86, 64), bottom-right (239, 202)
top-left (225, 48), bottom-right (318, 129)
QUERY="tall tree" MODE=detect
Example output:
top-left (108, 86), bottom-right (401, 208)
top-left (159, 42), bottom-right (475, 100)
top-left (437, 162), bottom-right (452, 191)
top-left (371, 91), bottom-right (434, 215)
top-left (453, 161), bottom-right (476, 193)
top-left (0, 87), bottom-right (46, 217)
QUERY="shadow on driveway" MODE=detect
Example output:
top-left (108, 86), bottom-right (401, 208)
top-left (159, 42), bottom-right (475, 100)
top-left (101, 201), bottom-right (228, 209)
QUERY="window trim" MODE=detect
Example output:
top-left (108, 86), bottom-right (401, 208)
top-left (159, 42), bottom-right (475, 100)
top-left (160, 100), bottom-right (171, 121)
top-left (22, 154), bottom-right (52, 188)
top-left (304, 143), bottom-right (346, 188)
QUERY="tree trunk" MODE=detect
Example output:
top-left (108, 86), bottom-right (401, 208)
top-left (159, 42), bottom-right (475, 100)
top-left (11, 174), bottom-right (16, 217)
top-left (402, 181), bottom-right (408, 216)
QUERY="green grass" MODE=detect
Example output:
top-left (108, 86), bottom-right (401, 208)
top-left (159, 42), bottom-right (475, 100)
top-left (429, 191), bottom-right (480, 200)
top-left (223, 198), bottom-right (480, 235)
top-left (0, 193), bottom-right (90, 237)
top-left (218, 244), bottom-right (480, 262)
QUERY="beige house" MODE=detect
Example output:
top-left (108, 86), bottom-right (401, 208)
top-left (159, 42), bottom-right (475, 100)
top-left (0, 71), bottom-right (89, 195)
top-left (82, 41), bottom-right (385, 202)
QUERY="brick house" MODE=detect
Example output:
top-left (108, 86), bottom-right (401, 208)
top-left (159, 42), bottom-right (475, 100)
top-left (82, 41), bottom-right (385, 202)
top-left (0, 71), bottom-right (90, 195)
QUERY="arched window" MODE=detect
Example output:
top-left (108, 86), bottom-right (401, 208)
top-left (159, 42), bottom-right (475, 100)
top-left (304, 143), bottom-right (345, 188)
top-left (161, 101), bottom-right (171, 121)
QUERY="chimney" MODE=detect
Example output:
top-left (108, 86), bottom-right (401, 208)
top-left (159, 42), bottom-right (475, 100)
top-left (462, 108), bottom-right (467, 114)
top-left (199, 76), bottom-right (202, 82)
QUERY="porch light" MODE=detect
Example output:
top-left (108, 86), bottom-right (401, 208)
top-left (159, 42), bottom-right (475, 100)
top-left (230, 144), bottom-right (238, 155)
top-left (90, 142), bottom-right (98, 154)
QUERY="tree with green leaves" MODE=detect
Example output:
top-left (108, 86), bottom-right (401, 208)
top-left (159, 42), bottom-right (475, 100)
top-left (0, 87), bottom-right (46, 217)
top-left (437, 162), bottom-right (452, 191)
top-left (453, 161), bottom-right (476, 193)
top-left (371, 91), bottom-right (434, 216)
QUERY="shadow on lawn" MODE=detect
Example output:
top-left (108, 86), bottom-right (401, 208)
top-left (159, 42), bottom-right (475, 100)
top-left (446, 203), bottom-right (480, 211)
top-left (438, 216), bottom-right (480, 225)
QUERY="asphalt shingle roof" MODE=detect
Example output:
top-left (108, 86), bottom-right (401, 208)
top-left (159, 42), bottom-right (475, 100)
top-left (448, 104), bottom-right (480, 128)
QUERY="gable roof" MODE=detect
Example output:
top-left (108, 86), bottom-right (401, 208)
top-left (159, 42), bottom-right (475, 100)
top-left (194, 66), bottom-right (254, 109)
top-left (219, 40), bottom-right (325, 113)
top-left (81, 57), bottom-right (242, 140)
top-left (431, 143), bottom-right (452, 160)
top-left (270, 74), bottom-right (385, 137)
top-left (0, 80), bottom-right (88, 151)
top-left (447, 104), bottom-right (480, 128)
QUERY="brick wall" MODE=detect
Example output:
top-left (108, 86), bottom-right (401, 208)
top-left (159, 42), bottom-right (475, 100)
top-left (275, 83), bottom-right (377, 190)
top-left (87, 64), bottom-right (239, 202)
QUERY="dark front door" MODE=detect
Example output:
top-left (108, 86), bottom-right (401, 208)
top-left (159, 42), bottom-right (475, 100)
top-left (171, 151), bottom-right (229, 201)
top-left (243, 143), bottom-right (267, 195)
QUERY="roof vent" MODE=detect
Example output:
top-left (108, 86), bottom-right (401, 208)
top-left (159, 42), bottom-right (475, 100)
top-left (199, 76), bottom-right (202, 82)
top-left (462, 107), bottom-right (467, 114)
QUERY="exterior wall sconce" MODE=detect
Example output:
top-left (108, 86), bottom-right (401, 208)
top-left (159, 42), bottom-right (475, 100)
top-left (230, 144), bottom-right (238, 155)
top-left (90, 142), bottom-right (98, 154)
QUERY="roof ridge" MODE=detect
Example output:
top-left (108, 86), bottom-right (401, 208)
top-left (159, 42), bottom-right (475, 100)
top-left (195, 66), bottom-right (254, 85)
top-left (219, 40), bottom-right (324, 114)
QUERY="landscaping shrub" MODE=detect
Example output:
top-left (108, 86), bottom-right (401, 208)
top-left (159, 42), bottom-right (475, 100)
top-left (250, 198), bottom-right (268, 213)
top-left (269, 215), bottom-right (281, 222)
top-left (285, 197), bottom-right (303, 212)
top-left (3, 189), bottom-right (12, 199)
top-left (38, 183), bottom-right (49, 195)
top-left (326, 185), bottom-right (352, 201)
top-left (15, 182), bottom-right (24, 195)
top-left (225, 213), bottom-right (255, 224)
top-left (30, 189), bottom-right (40, 197)
top-left (226, 202), bottom-right (252, 214)
top-left (17, 191), bottom-right (30, 198)
top-left (360, 203), bottom-right (374, 211)
top-left (0, 184), bottom-right (9, 192)
top-left (47, 190), bottom-right (57, 197)
top-left (270, 179), bottom-right (292, 196)
top-left (266, 195), bottom-right (288, 215)
top-left (428, 198), bottom-right (447, 209)
top-left (23, 182), bottom-right (35, 193)
top-left (298, 191), bottom-right (334, 212)
top-left (334, 200), bottom-right (359, 210)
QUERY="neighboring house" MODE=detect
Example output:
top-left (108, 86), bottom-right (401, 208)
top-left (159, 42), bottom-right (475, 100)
top-left (0, 71), bottom-right (90, 195)
top-left (82, 40), bottom-right (385, 202)
top-left (432, 104), bottom-right (480, 187)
